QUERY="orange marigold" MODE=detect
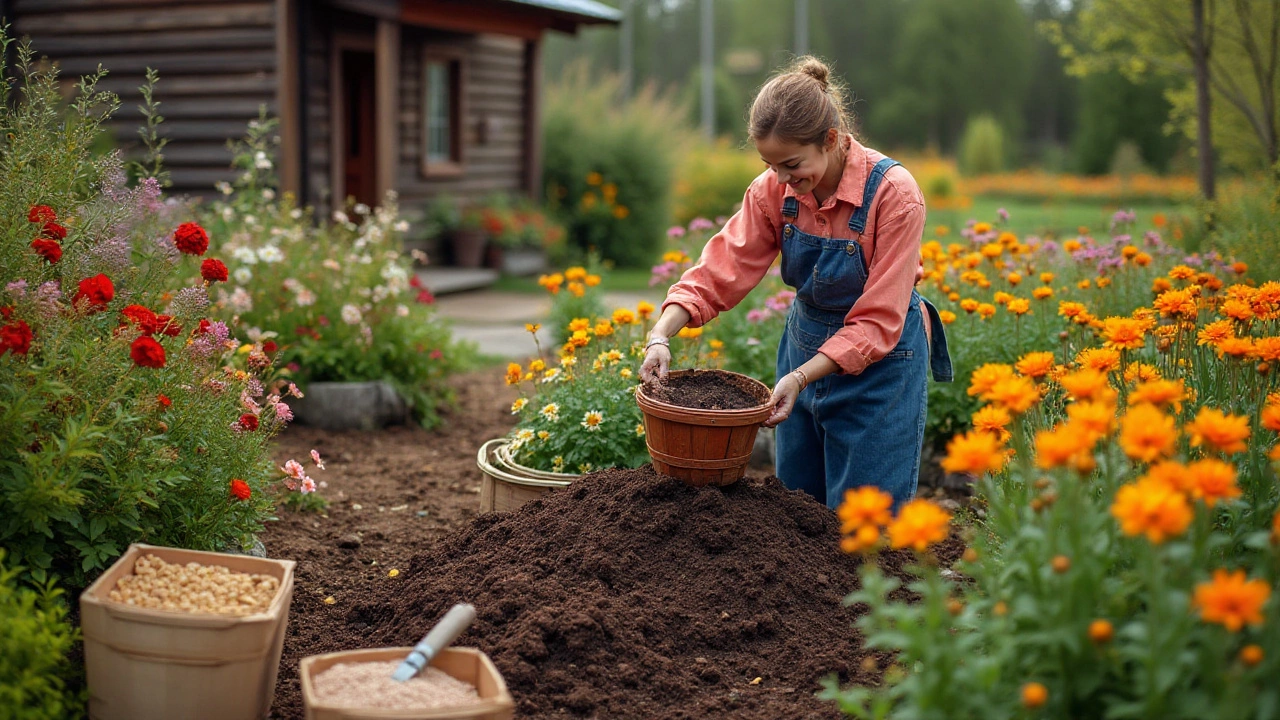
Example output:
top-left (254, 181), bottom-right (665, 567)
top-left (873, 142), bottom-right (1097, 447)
top-left (977, 302), bottom-right (996, 319)
top-left (985, 375), bottom-right (1040, 413)
top-left (1102, 316), bottom-right (1146, 350)
top-left (1154, 288), bottom-right (1198, 318)
top-left (1058, 368), bottom-right (1112, 402)
top-left (1040, 272), bottom-right (1055, 284)
top-left (968, 363), bottom-right (1015, 398)
top-left (1059, 301), bottom-right (1087, 319)
top-left (840, 524), bottom-right (881, 554)
top-left (1122, 362), bottom-right (1161, 384)
top-left (1076, 347), bottom-right (1121, 373)
top-left (972, 404), bottom-right (1013, 442)
top-left (1066, 400), bottom-right (1116, 437)
top-left (960, 298), bottom-right (980, 313)
top-left (1252, 337), bottom-right (1280, 362)
top-left (1197, 318), bottom-right (1235, 346)
top-left (887, 499), bottom-right (952, 552)
top-left (1222, 298), bottom-right (1255, 322)
top-left (1110, 476), bottom-right (1193, 543)
top-left (941, 430), bottom-right (1007, 475)
top-left (1119, 403), bottom-right (1177, 462)
top-left (1021, 682), bottom-right (1048, 709)
top-left (1262, 403), bottom-right (1280, 432)
top-left (1192, 569), bottom-right (1271, 632)
top-left (1185, 458), bottom-right (1240, 508)
top-left (837, 486), bottom-right (894, 534)
top-left (1007, 298), bottom-right (1031, 316)
top-left (1015, 351), bottom-right (1055, 378)
top-left (1216, 337), bottom-right (1255, 359)
top-left (1035, 421), bottom-right (1098, 470)
top-left (1144, 460), bottom-right (1193, 493)
top-left (1187, 407), bottom-right (1251, 454)
top-left (1033, 286), bottom-right (1054, 300)
top-left (1169, 265), bottom-right (1196, 280)
top-left (1129, 379), bottom-right (1186, 412)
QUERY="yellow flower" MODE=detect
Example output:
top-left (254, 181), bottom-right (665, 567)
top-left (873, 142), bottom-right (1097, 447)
top-left (619, 367), bottom-right (633, 379)
top-left (1152, 277), bottom-right (1172, 293)
top-left (1007, 272), bottom-right (1022, 286)
top-left (887, 499), bottom-right (952, 552)
top-left (585, 274), bottom-right (602, 287)
top-left (634, 422), bottom-right (645, 437)
top-left (537, 430), bottom-right (551, 441)
top-left (1240, 645), bottom-right (1265, 667)
top-left (977, 302), bottom-right (996, 319)
top-left (994, 291), bottom-right (1013, 306)
top-left (1197, 319), bottom-right (1235, 346)
top-left (941, 430), bottom-right (1007, 475)
top-left (1261, 403), bottom-right (1280, 432)
top-left (1058, 368), bottom-right (1112, 402)
top-left (525, 323), bottom-right (541, 334)
top-left (612, 308), bottom-right (636, 325)
top-left (1134, 251), bottom-right (1152, 266)
top-left (709, 339), bottom-right (724, 350)
top-left (585, 171), bottom-right (603, 185)
top-left (1187, 407), bottom-right (1251, 454)
top-left (985, 375), bottom-right (1040, 413)
top-left (1192, 569), bottom-right (1271, 632)
top-left (539, 403), bottom-right (560, 422)
top-left (1021, 682), bottom-right (1048, 709)
top-left (567, 281), bottom-right (585, 297)
top-left (1078, 279), bottom-right (1092, 289)
top-left (1032, 286), bottom-right (1053, 300)
top-left (973, 222), bottom-right (992, 234)
top-left (997, 231), bottom-right (1018, 245)
top-left (971, 405), bottom-right (1012, 442)
top-left (960, 298), bottom-right (979, 313)
top-left (637, 301), bottom-right (655, 319)
top-left (1063, 239), bottom-right (1082, 253)
top-left (1121, 245), bottom-right (1139, 259)
top-left (594, 321), bottom-right (614, 337)
top-left (939, 310), bottom-right (957, 324)
top-left (1101, 317), bottom-right (1146, 350)
top-left (1143, 460), bottom-right (1193, 493)
top-left (837, 486), bottom-right (894, 534)
top-left (529, 359), bottom-right (546, 373)
top-left (1076, 347), bottom-right (1121, 373)
top-left (968, 363), bottom-right (1015, 398)
top-left (1154, 289), bottom-right (1197, 319)
top-left (580, 192), bottom-right (598, 209)
top-left (1035, 421), bottom-right (1098, 470)
top-left (677, 326), bottom-right (703, 339)
top-left (1128, 379), bottom-right (1185, 412)
top-left (580, 410), bottom-right (605, 431)
top-left (1006, 298), bottom-right (1031, 316)
top-left (1066, 400), bottom-right (1116, 437)
top-left (1110, 476), bottom-right (1193, 543)
top-left (1058, 301), bottom-right (1088, 319)
top-left (570, 329), bottom-right (591, 348)
top-left (1169, 265), bottom-right (1196, 280)
top-left (505, 362), bottom-right (522, 385)
top-left (564, 266), bottom-right (588, 282)
top-left (510, 397), bottom-right (528, 414)
top-left (1119, 403), bottom-right (1177, 462)
top-left (1040, 272), bottom-right (1055, 284)
top-left (1185, 458), bottom-right (1240, 507)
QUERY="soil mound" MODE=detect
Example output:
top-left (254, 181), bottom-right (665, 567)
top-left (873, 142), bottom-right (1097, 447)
top-left (317, 467), bottom-right (955, 719)
top-left (643, 370), bottom-right (768, 410)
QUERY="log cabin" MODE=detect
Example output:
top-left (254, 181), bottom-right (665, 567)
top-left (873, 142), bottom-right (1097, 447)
top-left (6, 0), bottom-right (620, 215)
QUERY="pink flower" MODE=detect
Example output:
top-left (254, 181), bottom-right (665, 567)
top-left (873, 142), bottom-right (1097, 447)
top-left (274, 401), bottom-right (293, 423)
top-left (429, 349), bottom-right (444, 360)
top-left (283, 459), bottom-right (306, 480)
top-left (300, 476), bottom-right (316, 494)
top-left (765, 290), bottom-right (795, 313)
top-left (288, 382), bottom-right (304, 398)
top-left (746, 308), bottom-right (770, 323)
top-left (666, 226), bottom-right (686, 238)
top-left (311, 449), bottom-right (325, 469)
top-left (689, 217), bottom-right (714, 231)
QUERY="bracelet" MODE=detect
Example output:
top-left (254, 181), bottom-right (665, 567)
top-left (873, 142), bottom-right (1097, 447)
top-left (644, 336), bottom-right (670, 351)
top-left (790, 368), bottom-right (809, 391)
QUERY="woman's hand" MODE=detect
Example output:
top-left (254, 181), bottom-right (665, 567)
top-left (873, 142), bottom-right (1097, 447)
top-left (763, 372), bottom-right (803, 428)
top-left (640, 342), bottom-right (672, 384)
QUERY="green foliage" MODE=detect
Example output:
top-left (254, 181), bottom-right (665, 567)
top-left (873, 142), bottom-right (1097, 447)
top-left (541, 263), bottom-right (608, 346)
top-left (671, 140), bottom-right (762, 227)
top-left (0, 552), bottom-right (78, 720)
top-left (1070, 70), bottom-right (1178, 176)
top-left (0, 40), bottom-right (285, 587)
top-left (1192, 185), bottom-right (1280, 284)
top-left (543, 65), bottom-right (684, 267)
top-left (679, 65), bottom-right (744, 138)
top-left (195, 117), bottom-right (471, 428)
top-left (958, 115), bottom-right (1007, 176)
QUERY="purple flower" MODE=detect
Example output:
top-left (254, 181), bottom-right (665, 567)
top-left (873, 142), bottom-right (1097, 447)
top-left (169, 286), bottom-right (210, 317)
top-left (86, 237), bottom-right (132, 277)
top-left (33, 281), bottom-right (62, 319)
top-left (666, 226), bottom-right (686, 238)
top-left (689, 217), bottom-right (714, 231)
top-left (5, 280), bottom-right (28, 299)
top-left (746, 308), bottom-right (770, 323)
top-left (715, 216), bottom-right (729, 226)
top-left (997, 207), bottom-right (1009, 222)
top-left (764, 290), bottom-right (795, 313)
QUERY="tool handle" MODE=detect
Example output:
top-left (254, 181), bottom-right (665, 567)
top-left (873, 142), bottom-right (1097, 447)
top-left (420, 603), bottom-right (475, 658)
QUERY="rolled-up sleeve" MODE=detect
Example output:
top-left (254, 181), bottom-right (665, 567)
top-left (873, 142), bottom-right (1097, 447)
top-left (819, 200), bottom-right (925, 375)
top-left (662, 183), bottom-right (780, 328)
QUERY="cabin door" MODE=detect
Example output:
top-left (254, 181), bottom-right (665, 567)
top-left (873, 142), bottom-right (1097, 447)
top-left (337, 47), bottom-right (378, 207)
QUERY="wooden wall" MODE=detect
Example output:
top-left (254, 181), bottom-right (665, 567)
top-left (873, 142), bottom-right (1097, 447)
top-left (12, 0), bottom-right (282, 199)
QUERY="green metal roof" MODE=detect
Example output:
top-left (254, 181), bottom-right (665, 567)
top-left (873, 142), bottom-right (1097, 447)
top-left (498, 0), bottom-right (622, 24)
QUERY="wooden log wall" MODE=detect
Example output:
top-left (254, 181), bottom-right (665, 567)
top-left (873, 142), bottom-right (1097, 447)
top-left (12, 0), bottom-right (281, 199)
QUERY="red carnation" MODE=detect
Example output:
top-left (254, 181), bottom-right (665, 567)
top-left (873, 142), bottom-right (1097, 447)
top-left (173, 222), bottom-right (209, 256)
top-left (27, 205), bottom-right (57, 224)
top-left (157, 393), bottom-right (172, 409)
top-left (0, 319), bottom-right (34, 356)
top-left (129, 335), bottom-right (166, 368)
top-left (200, 258), bottom-right (229, 283)
top-left (40, 222), bottom-right (67, 241)
top-left (30, 239), bottom-right (62, 264)
top-left (238, 413), bottom-right (259, 432)
top-left (0, 306), bottom-right (12, 320)
top-left (410, 275), bottom-right (422, 288)
top-left (155, 314), bottom-right (181, 337)
top-left (416, 289), bottom-right (435, 305)
top-left (73, 274), bottom-right (115, 313)
top-left (230, 478), bottom-right (252, 501)
top-left (262, 340), bottom-right (278, 354)
top-left (121, 304), bottom-right (159, 334)
top-left (196, 319), bottom-right (212, 335)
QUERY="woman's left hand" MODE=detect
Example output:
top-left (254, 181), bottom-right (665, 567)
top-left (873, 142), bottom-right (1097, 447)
top-left (763, 373), bottom-right (802, 428)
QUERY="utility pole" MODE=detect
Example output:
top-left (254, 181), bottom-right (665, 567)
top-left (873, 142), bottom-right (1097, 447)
top-left (794, 0), bottom-right (809, 56)
top-left (619, 0), bottom-right (633, 99)
top-left (701, 0), bottom-right (714, 139)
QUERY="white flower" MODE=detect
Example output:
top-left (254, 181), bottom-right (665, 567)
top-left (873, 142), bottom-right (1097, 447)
top-left (262, 188), bottom-right (276, 201)
top-left (254, 151), bottom-right (272, 169)
top-left (515, 429), bottom-right (535, 442)
top-left (580, 410), bottom-right (604, 431)
top-left (333, 210), bottom-right (349, 224)
top-left (380, 264), bottom-right (408, 282)
top-left (216, 181), bottom-right (233, 196)
top-left (228, 287), bottom-right (253, 313)
top-left (290, 208), bottom-right (303, 219)
top-left (341, 304), bottom-right (362, 325)
top-left (244, 215), bottom-right (257, 226)
top-left (220, 206), bottom-right (235, 222)
top-left (322, 258), bottom-right (342, 271)
top-left (233, 267), bottom-right (253, 285)
top-left (295, 289), bottom-right (316, 306)
top-left (372, 285), bottom-right (390, 303)
top-left (359, 254), bottom-right (373, 265)
top-left (232, 246), bottom-right (258, 265)
top-left (541, 368), bottom-right (562, 383)
top-left (394, 220), bottom-right (410, 232)
top-left (354, 203), bottom-right (371, 215)
top-left (282, 278), bottom-right (300, 292)
top-left (257, 245), bottom-right (283, 263)
top-left (396, 304), bottom-right (409, 317)
top-left (511, 398), bottom-right (528, 414)
top-left (539, 403), bottom-right (560, 422)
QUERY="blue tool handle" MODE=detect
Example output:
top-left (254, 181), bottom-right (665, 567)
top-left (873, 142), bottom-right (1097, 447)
top-left (391, 604), bottom-right (476, 682)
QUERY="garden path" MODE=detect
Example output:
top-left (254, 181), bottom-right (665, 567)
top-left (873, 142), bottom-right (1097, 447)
top-left (434, 288), bottom-right (661, 359)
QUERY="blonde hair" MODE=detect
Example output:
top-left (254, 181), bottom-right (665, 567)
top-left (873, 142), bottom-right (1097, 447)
top-left (748, 56), bottom-right (851, 147)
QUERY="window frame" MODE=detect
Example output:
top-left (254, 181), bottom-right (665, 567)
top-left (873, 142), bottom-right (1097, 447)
top-left (420, 47), bottom-right (466, 178)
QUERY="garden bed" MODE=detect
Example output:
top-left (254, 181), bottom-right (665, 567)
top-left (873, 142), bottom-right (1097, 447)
top-left (263, 370), bottom-right (962, 719)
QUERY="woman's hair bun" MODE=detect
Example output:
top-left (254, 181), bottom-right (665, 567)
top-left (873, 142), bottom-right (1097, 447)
top-left (796, 57), bottom-right (829, 91)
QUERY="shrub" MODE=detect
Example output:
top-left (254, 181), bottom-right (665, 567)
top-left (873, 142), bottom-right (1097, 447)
top-left (543, 65), bottom-right (687, 267)
top-left (0, 551), bottom-right (77, 719)
top-left (196, 118), bottom-right (470, 427)
top-left (0, 41), bottom-right (308, 587)
top-left (671, 140), bottom-right (762, 226)
top-left (1192, 185), bottom-right (1280, 285)
top-left (958, 114), bottom-right (1006, 176)
top-left (825, 239), bottom-right (1280, 720)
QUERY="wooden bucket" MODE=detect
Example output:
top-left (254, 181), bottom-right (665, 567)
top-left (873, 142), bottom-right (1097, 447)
top-left (636, 369), bottom-right (773, 487)
top-left (475, 438), bottom-right (579, 513)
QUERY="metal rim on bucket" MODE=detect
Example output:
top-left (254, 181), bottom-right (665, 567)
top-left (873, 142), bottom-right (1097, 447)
top-left (476, 438), bottom-right (577, 489)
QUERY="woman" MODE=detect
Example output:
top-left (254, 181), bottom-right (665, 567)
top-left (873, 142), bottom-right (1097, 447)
top-left (640, 57), bottom-right (952, 510)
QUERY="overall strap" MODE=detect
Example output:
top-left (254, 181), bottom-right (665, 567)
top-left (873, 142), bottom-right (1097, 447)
top-left (782, 195), bottom-right (799, 219)
top-left (847, 157), bottom-right (901, 234)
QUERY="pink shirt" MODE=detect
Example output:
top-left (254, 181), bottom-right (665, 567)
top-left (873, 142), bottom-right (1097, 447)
top-left (663, 135), bottom-right (927, 375)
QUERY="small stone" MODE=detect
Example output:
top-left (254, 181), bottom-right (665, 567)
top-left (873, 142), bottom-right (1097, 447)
top-left (416, 510), bottom-right (429, 517)
top-left (323, 596), bottom-right (336, 605)
top-left (749, 677), bottom-right (762, 685)
top-left (694, 657), bottom-right (707, 664)
top-left (351, 503), bottom-right (363, 510)
top-left (390, 504), bottom-right (408, 512)
top-left (937, 498), bottom-right (961, 511)
top-left (337, 535), bottom-right (361, 549)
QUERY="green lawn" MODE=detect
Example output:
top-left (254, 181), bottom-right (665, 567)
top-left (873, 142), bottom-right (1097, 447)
top-left (930, 197), bottom-right (1193, 239)
top-left (492, 267), bottom-right (655, 294)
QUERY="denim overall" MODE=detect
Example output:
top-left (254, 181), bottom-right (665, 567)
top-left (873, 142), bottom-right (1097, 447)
top-left (775, 158), bottom-right (953, 510)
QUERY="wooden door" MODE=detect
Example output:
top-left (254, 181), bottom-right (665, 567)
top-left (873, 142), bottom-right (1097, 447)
top-left (340, 49), bottom-right (377, 207)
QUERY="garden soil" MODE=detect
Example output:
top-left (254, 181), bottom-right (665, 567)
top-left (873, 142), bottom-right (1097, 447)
top-left (643, 370), bottom-right (768, 410)
top-left (264, 370), bottom-right (961, 719)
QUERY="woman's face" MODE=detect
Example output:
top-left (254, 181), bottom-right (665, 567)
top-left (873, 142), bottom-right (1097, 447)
top-left (755, 130), bottom-right (838, 196)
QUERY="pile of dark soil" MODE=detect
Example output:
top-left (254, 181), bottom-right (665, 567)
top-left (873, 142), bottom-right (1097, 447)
top-left (318, 466), bottom-right (958, 719)
top-left (644, 370), bottom-right (768, 410)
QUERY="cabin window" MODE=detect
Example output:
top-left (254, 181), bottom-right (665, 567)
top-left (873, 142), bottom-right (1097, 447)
top-left (421, 50), bottom-right (464, 176)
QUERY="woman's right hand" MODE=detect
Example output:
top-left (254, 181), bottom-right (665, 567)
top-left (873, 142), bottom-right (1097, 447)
top-left (640, 342), bottom-right (671, 384)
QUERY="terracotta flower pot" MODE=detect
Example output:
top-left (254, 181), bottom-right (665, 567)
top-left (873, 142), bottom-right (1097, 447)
top-left (636, 369), bottom-right (773, 487)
